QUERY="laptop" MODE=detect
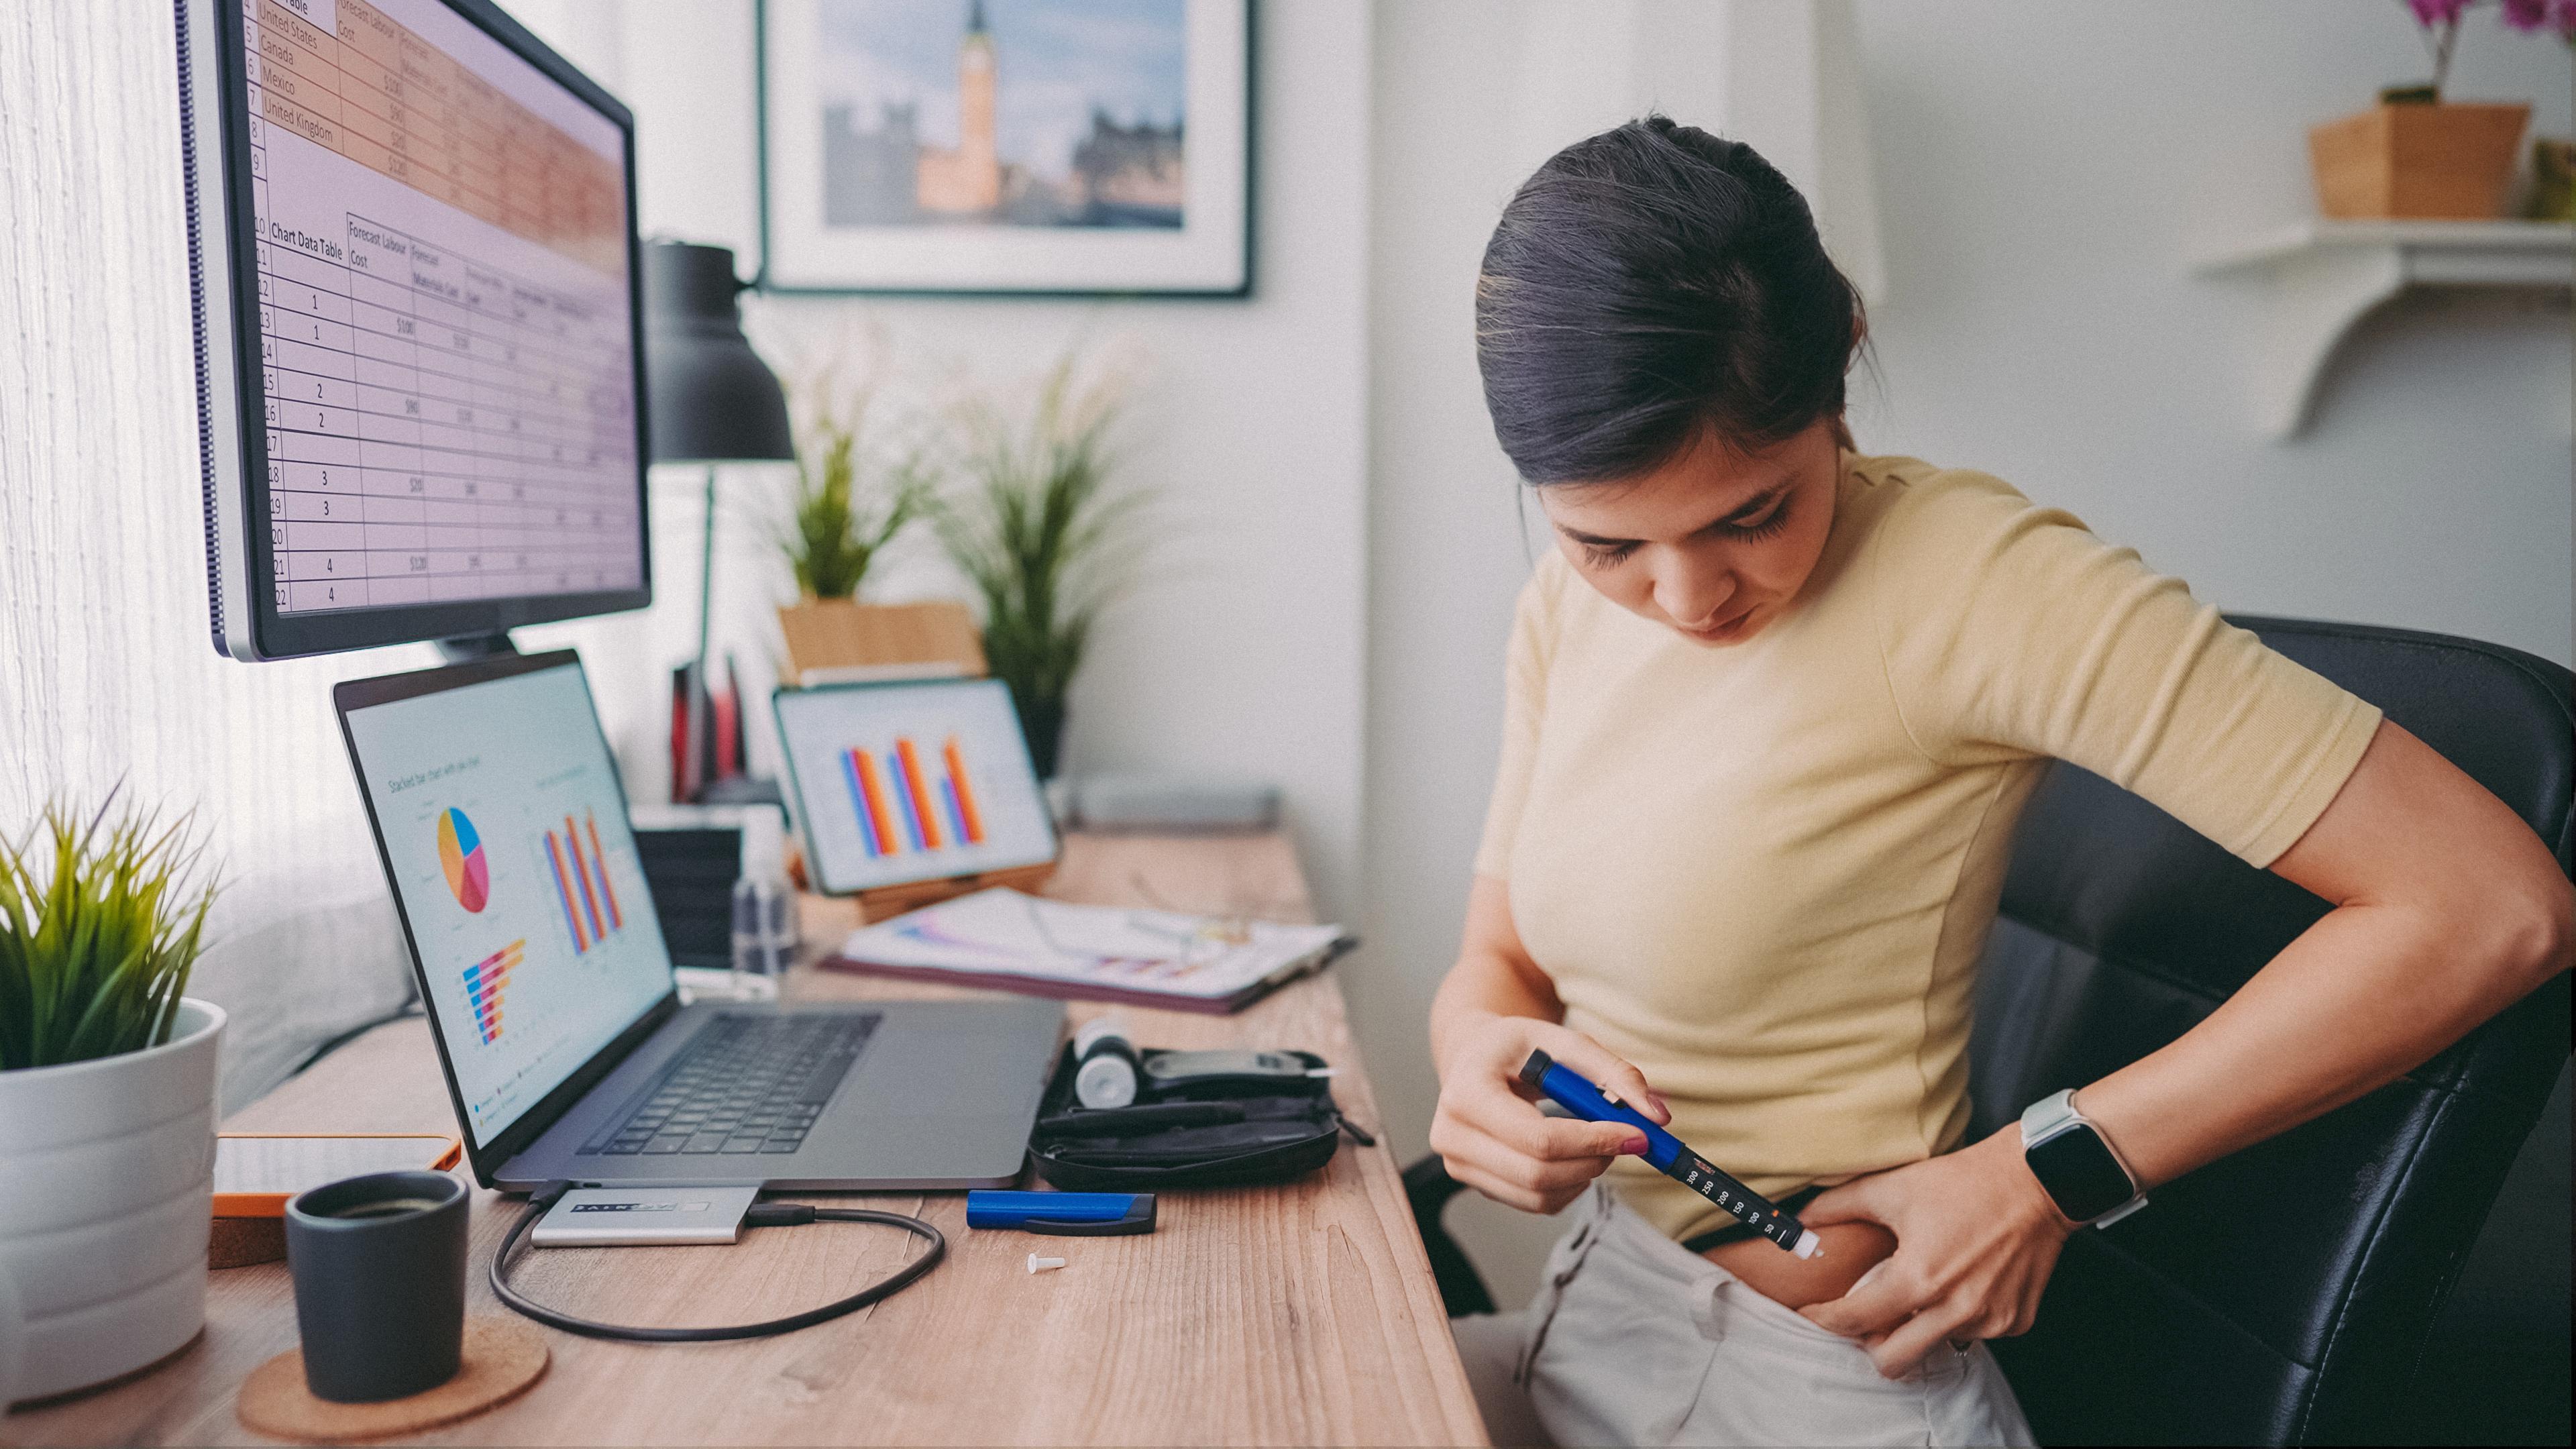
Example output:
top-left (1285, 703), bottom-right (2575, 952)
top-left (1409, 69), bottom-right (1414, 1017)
top-left (333, 650), bottom-right (1063, 1193)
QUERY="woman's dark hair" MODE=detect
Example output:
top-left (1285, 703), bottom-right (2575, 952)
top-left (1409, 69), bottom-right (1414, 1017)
top-left (1476, 117), bottom-right (1866, 485)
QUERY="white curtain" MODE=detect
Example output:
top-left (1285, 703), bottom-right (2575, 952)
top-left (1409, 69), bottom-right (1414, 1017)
top-left (0, 6), bottom-right (426, 1107)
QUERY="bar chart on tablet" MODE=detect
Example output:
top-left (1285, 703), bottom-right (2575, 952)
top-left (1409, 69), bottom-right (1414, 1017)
top-left (841, 735), bottom-right (989, 859)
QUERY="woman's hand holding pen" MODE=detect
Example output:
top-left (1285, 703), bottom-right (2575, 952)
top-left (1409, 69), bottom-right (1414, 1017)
top-left (1795, 1126), bottom-right (2074, 1379)
top-left (1430, 877), bottom-right (1669, 1214)
top-left (1430, 1013), bottom-right (1668, 1214)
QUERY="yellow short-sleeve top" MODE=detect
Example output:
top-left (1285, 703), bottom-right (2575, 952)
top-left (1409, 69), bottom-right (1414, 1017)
top-left (1475, 453), bottom-right (2382, 1242)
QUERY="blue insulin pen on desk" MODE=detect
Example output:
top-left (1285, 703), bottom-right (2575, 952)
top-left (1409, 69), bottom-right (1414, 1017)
top-left (965, 1191), bottom-right (1157, 1236)
top-left (1519, 1049), bottom-right (1822, 1259)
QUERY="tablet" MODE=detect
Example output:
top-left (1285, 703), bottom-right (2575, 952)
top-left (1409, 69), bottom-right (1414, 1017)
top-left (773, 677), bottom-right (1058, 896)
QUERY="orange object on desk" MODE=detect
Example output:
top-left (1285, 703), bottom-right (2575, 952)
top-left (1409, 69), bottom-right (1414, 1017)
top-left (209, 1132), bottom-right (462, 1267)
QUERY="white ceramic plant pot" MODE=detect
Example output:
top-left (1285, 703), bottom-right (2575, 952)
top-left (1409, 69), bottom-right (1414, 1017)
top-left (0, 998), bottom-right (224, 1406)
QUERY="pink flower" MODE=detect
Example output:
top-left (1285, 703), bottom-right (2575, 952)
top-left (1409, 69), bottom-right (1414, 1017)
top-left (2500, 0), bottom-right (2576, 38)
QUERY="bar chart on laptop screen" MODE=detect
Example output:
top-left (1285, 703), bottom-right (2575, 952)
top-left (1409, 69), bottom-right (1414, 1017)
top-left (237, 0), bottom-right (639, 614)
top-left (347, 668), bottom-right (674, 1142)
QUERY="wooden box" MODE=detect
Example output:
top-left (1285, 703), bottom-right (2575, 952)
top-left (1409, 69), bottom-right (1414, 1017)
top-left (776, 598), bottom-right (985, 683)
top-left (2308, 103), bottom-right (2532, 219)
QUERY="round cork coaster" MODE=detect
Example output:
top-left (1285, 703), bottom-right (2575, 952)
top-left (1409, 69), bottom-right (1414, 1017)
top-left (236, 1316), bottom-right (547, 1442)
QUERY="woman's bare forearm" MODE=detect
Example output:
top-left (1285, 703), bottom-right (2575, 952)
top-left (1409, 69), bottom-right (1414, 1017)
top-left (1428, 874), bottom-right (1668, 1214)
top-left (2076, 722), bottom-right (2571, 1192)
top-left (2078, 895), bottom-right (2557, 1188)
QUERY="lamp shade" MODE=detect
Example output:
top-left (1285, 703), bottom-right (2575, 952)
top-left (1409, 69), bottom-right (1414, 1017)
top-left (642, 240), bottom-right (794, 464)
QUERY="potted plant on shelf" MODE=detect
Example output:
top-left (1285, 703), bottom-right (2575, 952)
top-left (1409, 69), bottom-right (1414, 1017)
top-left (2507, 1), bottom-right (2576, 219)
top-left (0, 797), bottom-right (223, 1406)
top-left (938, 358), bottom-right (1148, 781)
top-left (769, 390), bottom-right (982, 682)
top-left (2308, 0), bottom-right (2568, 219)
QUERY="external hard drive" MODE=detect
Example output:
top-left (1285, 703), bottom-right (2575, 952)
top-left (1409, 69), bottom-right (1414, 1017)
top-left (530, 1186), bottom-right (761, 1246)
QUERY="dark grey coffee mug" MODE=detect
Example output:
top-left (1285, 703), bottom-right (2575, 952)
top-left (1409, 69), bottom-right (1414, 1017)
top-left (283, 1169), bottom-right (469, 1403)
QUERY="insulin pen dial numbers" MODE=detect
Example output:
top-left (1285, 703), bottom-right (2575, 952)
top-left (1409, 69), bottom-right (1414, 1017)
top-left (1680, 1153), bottom-right (1785, 1237)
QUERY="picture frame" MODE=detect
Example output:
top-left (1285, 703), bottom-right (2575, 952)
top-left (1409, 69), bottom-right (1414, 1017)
top-left (757, 0), bottom-right (1252, 297)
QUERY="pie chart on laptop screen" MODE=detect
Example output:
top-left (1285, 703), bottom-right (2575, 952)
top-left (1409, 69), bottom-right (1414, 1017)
top-left (437, 807), bottom-right (491, 913)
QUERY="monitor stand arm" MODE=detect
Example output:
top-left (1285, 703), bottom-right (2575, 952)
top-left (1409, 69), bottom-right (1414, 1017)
top-left (436, 633), bottom-right (520, 663)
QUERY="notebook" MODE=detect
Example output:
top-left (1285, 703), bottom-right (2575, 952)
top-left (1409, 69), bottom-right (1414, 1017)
top-left (821, 888), bottom-right (1354, 1014)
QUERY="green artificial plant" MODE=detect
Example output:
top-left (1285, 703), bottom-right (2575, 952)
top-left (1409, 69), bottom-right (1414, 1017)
top-left (777, 391), bottom-right (930, 601)
top-left (938, 357), bottom-right (1147, 779)
top-left (0, 793), bottom-right (220, 1071)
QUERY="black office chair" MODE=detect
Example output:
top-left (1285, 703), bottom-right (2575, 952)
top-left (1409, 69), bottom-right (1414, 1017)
top-left (1409, 616), bottom-right (2573, 1446)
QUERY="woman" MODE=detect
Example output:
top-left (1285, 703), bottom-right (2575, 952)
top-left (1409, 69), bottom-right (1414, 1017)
top-left (1432, 117), bottom-right (2571, 1448)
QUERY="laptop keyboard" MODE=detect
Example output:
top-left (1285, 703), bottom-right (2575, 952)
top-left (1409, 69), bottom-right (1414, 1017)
top-left (582, 1012), bottom-right (881, 1157)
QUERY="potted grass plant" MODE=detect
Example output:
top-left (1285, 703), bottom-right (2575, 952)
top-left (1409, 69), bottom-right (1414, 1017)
top-left (769, 389), bottom-right (985, 682)
top-left (938, 357), bottom-right (1148, 780)
top-left (2308, 0), bottom-right (2569, 219)
top-left (0, 797), bottom-right (224, 1405)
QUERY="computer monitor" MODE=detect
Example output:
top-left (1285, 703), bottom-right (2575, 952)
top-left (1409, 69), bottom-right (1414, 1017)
top-left (336, 650), bottom-right (677, 1154)
top-left (178, 0), bottom-right (651, 661)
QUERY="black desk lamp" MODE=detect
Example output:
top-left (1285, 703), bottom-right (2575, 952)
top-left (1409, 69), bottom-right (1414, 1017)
top-left (643, 239), bottom-right (793, 804)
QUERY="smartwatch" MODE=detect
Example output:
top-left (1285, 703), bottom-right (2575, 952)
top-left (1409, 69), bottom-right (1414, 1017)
top-left (2019, 1089), bottom-right (2147, 1228)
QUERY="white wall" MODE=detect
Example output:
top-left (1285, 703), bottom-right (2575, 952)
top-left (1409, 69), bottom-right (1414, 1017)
top-left (1367, 0), bottom-right (2575, 1303)
top-left (1852, 0), bottom-right (2573, 662)
top-left (1363, 0), bottom-right (1582, 1294)
top-left (511, 0), bottom-right (1375, 940)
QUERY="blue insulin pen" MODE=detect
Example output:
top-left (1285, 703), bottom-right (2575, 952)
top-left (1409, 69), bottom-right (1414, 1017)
top-left (1519, 1049), bottom-right (1822, 1259)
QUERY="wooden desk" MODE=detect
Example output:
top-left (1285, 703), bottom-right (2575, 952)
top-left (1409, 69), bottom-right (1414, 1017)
top-left (10, 833), bottom-right (1486, 1447)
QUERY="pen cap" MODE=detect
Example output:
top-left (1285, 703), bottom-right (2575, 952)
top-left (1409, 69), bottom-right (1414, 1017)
top-left (1517, 1049), bottom-right (1555, 1089)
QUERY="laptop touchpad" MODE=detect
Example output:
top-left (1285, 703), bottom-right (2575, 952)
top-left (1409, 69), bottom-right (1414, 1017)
top-left (851, 1023), bottom-right (1024, 1114)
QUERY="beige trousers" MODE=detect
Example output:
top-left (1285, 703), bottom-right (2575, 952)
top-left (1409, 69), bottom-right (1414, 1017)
top-left (1451, 1185), bottom-right (2036, 1448)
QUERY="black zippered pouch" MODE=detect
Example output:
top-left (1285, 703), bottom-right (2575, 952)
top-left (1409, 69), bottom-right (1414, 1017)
top-left (1025, 1044), bottom-right (1373, 1191)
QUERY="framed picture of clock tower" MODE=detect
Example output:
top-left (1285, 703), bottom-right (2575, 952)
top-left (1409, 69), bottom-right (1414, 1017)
top-left (758, 0), bottom-right (1252, 296)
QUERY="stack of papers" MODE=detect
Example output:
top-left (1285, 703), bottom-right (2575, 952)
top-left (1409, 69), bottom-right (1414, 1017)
top-left (824, 888), bottom-right (1353, 1014)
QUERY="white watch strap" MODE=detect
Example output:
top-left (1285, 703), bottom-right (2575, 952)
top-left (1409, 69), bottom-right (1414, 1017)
top-left (2019, 1087), bottom-right (2080, 1146)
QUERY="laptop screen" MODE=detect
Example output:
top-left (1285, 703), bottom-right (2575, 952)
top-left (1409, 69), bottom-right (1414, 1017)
top-left (341, 659), bottom-right (672, 1148)
top-left (773, 677), bottom-right (1057, 896)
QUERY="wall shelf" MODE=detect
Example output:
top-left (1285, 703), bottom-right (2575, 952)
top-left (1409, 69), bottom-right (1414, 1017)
top-left (2192, 220), bottom-right (2573, 439)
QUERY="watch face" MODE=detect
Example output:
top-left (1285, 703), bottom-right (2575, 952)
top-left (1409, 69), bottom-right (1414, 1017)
top-left (2027, 1124), bottom-right (2136, 1222)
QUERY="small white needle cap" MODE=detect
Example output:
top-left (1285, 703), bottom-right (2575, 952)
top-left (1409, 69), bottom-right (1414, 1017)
top-left (1027, 1254), bottom-right (1067, 1273)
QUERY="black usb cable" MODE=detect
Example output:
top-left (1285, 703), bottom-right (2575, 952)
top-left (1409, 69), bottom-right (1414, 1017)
top-left (488, 1183), bottom-right (947, 1342)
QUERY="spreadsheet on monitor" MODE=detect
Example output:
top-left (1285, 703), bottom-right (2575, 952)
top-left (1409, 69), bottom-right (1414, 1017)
top-left (237, 0), bottom-right (640, 616)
